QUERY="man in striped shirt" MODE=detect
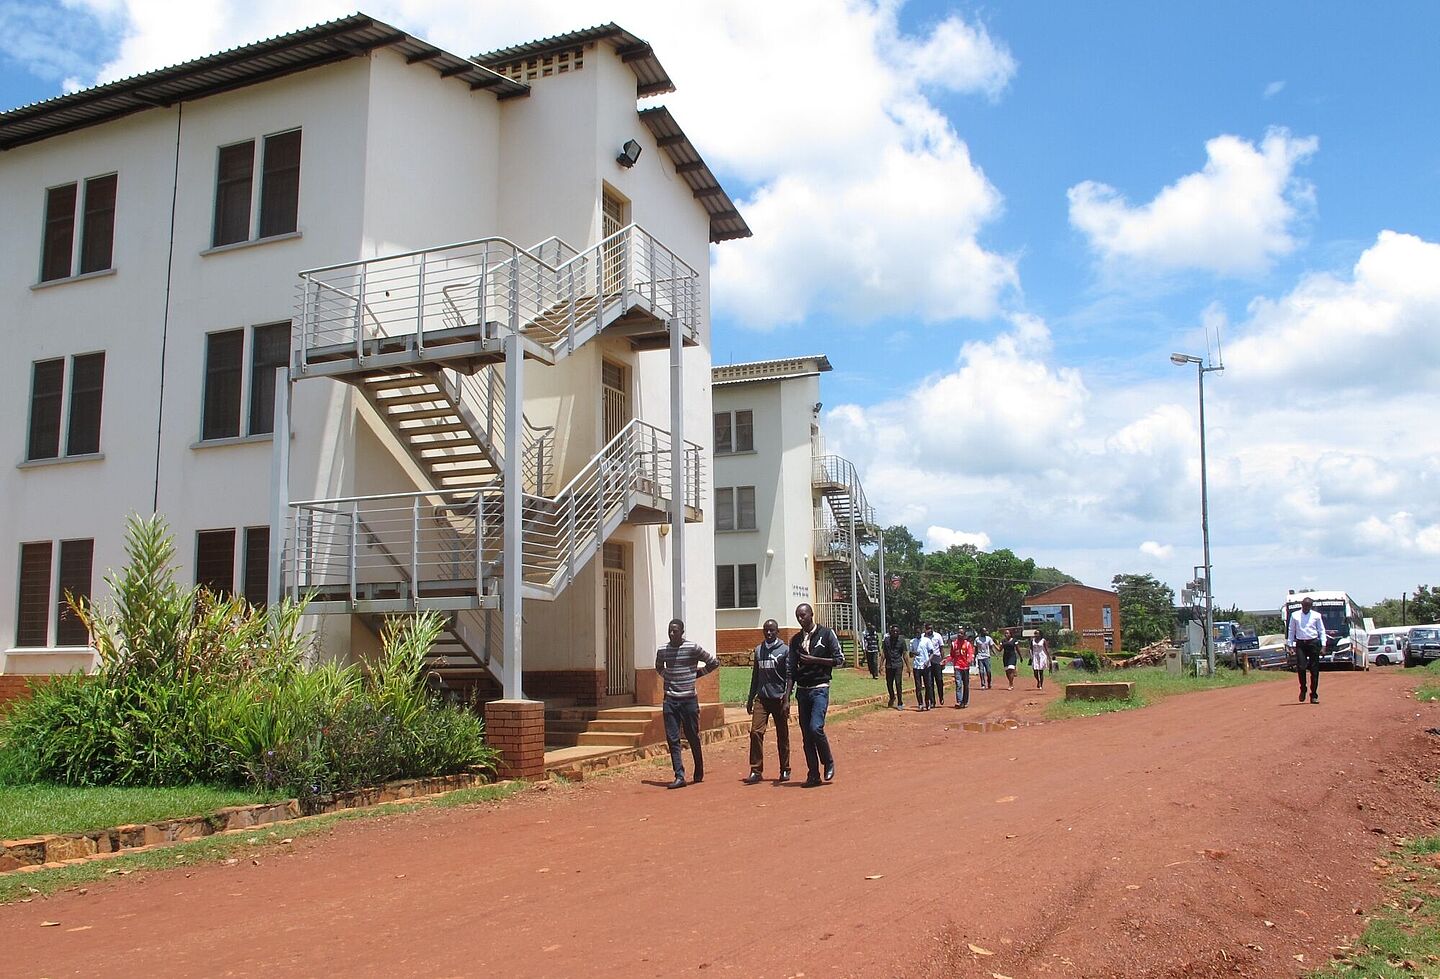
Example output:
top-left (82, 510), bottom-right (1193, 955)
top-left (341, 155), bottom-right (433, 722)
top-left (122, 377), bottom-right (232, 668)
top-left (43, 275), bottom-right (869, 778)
top-left (656, 618), bottom-right (719, 789)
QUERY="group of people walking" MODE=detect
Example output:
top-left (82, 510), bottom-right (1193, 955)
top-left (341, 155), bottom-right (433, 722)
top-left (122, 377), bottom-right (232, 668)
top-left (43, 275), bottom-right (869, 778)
top-left (875, 624), bottom-right (1052, 711)
top-left (655, 602), bottom-right (843, 789)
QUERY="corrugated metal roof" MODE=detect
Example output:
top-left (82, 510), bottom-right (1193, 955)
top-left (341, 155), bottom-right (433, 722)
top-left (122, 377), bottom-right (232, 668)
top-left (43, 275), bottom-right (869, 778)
top-left (474, 23), bottom-right (674, 98)
top-left (0, 13), bottom-right (528, 151)
top-left (638, 106), bottom-right (751, 243)
top-left (713, 355), bottom-right (833, 385)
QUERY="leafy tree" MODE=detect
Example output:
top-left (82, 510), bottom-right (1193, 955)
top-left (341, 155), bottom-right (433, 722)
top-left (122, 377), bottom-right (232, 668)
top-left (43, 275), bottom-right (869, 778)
top-left (1364, 597), bottom-right (1408, 628)
top-left (1112, 572), bottom-right (1176, 648)
top-left (1411, 585), bottom-right (1440, 624)
top-left (1027, 565), bottom-right (1081, 595)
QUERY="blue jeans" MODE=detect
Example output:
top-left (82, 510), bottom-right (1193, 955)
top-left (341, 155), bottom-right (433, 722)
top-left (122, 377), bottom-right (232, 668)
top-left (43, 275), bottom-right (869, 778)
top-left (795, 685), bottom-right (833, 778)
top-left (662, 697), bottom-right (702, 779)
top-left (977, 658), bottom-right (992, 687)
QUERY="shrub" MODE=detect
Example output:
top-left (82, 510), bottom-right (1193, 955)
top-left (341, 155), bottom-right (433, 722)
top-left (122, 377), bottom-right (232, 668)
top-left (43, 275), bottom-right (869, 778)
top-left (0, 515), bottom-right (495, 803)
top-left (1056, 629), bottom-right (1081, 650)
top-left (1076, 649), bottom-right (1102, 672)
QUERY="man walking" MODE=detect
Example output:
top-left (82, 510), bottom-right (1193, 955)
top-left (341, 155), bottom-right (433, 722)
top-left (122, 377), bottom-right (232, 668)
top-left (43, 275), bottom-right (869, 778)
top-left (923, 624), bottom-right (947, 706)
top-left (745, 618), bottom-right (791, 784)
top-left (1288, 595), bottom-right (1327, 704)
top-left (655, 618), bottom-right (719, 789)
top-left (949, 629), bottom-right (973, 708)
top-left (863, 625), bottom-right (881, 680)
top-left (911, 632), bottom-right (931, 710)
top-left (788, 603), bottom-right (845, 786)
top-left (882, 624), bottom-right (907, 709)
top-left (973, 628), bottom-right (996, 690)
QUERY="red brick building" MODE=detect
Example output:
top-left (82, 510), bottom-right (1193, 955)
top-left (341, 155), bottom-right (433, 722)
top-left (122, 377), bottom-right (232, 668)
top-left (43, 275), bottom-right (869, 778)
top-left (1021, 583), bottom-right (1122, 655)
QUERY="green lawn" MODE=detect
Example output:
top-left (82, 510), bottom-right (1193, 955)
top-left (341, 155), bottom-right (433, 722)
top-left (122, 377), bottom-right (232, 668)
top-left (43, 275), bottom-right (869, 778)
top-left (1045, 663), bottom-right (1285, 719)
top-left (718, 666), bottom-right (885, 707)
top-left (1415, 660), bottom-right (1440, 703)
top-left (0, 784), bottom-right (285, 841)
top-left (1309, 835), bottom-right (1440, 978)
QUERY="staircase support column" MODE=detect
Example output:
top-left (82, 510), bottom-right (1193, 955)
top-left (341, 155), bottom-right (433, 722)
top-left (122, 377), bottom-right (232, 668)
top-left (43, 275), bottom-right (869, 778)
top-left (848, 490), bottom-right (859, 651)
top-left (267, 365), bottom-right (291, 607)
top-left (669, 317), bottom-right (685, 622)
top-left (501, 331), bottom-right (524, 700)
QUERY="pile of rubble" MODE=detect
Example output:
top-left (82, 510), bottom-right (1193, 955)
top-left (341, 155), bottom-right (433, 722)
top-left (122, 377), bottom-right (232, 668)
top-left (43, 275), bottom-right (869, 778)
top-left (1102, 640), bottom-right (1172, 670)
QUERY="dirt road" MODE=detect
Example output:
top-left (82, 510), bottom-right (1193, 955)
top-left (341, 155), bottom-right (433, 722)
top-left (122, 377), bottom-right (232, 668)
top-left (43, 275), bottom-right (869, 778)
top-left (4, 670), bottom-right (1437, 978)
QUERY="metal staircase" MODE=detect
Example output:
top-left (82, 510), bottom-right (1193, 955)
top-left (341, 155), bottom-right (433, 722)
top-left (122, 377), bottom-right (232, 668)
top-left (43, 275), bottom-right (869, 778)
top-left (281, 226), bottom-right (703, 694)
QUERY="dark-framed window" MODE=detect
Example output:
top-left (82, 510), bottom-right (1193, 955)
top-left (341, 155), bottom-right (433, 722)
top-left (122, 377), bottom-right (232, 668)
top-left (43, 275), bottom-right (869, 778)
top-left (716, 563), bottom-right (759, 610)
top-left (27, 353), bottom-right (105, 461)
top-left (212, 130), bottom-right (301, 247)
top-left (714, 486), bottom-right (757, 532)
top-left (39, 175), bottom-right (116, 282)
top-left (713, 409), bottom-right (753, 455)
top-left (202, 325), bottom-right (289, 441)
top-left (195, 529), bottom-right (237, 595)
top-left (242, 527), bottom-right (270, 607)
top-left (14, 538), bottom-right (93, 648)
top-left (212, 141), bottom-right (255, 247)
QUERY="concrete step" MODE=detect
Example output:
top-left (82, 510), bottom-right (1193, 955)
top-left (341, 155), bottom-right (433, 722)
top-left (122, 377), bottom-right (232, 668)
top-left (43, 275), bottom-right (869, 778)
top-left (586, 719), bottom-right (650, 734)
top-left (577, 731), bottom-right (644, 748)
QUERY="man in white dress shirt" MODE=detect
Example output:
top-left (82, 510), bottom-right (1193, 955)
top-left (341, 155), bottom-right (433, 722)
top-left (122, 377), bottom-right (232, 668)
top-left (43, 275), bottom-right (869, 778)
top-left (1287, 596), bottom-right (1327, 704)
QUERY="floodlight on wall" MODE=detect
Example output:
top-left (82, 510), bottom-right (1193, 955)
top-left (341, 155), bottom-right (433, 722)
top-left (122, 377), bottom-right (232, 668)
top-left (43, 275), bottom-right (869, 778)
top-left (616, 139), bottom-right (642, 168)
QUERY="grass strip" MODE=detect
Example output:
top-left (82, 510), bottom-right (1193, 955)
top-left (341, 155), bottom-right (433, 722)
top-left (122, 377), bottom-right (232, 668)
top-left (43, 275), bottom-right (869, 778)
top-left (1045, 664), bottom-right (1284, 720)
top-left (1308, 835), bottom-right (1440, 978)
top-left (1414, 660), bottom-right (1440, 703)
top-left (0, 780), bottom-right (524, 905)
top-left (0, 784), bottom-right (286, 841)
top-left (717, 665), bottom-right (893, 707)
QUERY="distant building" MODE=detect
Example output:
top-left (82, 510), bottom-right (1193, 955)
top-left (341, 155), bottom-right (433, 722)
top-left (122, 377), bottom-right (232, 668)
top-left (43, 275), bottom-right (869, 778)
top-left (1022, 583), bottom-right (1122, 655)
top-left (710, 355), bottom-right (880, 659)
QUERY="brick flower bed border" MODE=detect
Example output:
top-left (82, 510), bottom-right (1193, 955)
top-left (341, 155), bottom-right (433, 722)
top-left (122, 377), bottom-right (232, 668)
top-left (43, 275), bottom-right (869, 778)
top-left (0, 769), bottom-right (495, 875)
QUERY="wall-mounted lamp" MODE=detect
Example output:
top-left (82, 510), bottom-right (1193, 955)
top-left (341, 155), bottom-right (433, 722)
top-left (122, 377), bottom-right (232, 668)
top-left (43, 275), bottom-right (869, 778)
top-left (813, 402), bottom-right (823, 413)
top-left (616, 139), bottom-right (642, 169)
top-left (765, 548), bottom-right (775, 558)
top-left (658, 524), bottom-right (669, 537)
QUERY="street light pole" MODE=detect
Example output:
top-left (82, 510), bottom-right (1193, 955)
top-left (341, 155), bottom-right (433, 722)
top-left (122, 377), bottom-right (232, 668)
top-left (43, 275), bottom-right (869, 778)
top-left (1171, 352), bottom-right (1225, 675)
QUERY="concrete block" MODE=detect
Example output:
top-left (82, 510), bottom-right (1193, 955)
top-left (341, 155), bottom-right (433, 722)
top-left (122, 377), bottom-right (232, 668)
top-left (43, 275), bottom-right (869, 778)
top-left (1064, 681), bottom-right (1135, 701)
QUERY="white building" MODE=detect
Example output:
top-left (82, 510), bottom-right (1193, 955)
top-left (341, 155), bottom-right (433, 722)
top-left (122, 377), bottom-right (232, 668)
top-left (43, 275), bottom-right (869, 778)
top-left (710, 356), bottom-right (880, 659)
top-left (0, 15), bottom-right (748, 718)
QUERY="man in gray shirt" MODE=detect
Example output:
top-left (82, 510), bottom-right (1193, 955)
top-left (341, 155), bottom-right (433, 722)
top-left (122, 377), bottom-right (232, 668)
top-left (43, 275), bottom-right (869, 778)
top-left (655, 618), bottom-right (719, 789)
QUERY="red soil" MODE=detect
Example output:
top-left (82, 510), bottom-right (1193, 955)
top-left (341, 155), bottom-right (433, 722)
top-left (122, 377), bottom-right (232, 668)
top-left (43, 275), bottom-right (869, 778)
top-left (3, 670), bottom-right (1437, 978)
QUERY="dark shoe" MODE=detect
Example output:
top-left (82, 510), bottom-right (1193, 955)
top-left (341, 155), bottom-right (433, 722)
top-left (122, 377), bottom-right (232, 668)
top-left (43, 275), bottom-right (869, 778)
top-left (1298, 690), bottom-right (1307, 702)
top-left (744, 771), bottom-right (763, 785)
top-left (1310, 695), bottom-right (1319, 704)
top-left (666, 776), bottom-right (686, 789)
top-left (693, 769), bottom-right (704, 784)
top-left (802, 775), bottom-right (822, 788)
top-left (778, 769), bottom-right (791, 783)
top-left (823, 762), bottom-right (835, 783)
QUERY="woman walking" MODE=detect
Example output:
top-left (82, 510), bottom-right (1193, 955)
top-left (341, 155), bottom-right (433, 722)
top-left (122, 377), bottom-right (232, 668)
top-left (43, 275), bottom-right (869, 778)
top-left (1030, 634), bottom-right (1050, 689)
top-left (1000, 628), bottom-right (1020, 690)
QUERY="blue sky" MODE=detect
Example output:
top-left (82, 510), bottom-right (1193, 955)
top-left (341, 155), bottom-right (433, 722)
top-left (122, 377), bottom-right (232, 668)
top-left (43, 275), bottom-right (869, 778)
top-left (3, 1), bottom-right (1437, 610)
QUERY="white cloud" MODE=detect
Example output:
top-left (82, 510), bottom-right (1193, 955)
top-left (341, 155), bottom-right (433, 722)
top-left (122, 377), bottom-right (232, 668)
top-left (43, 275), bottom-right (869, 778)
top-left (926, 526), bottom-right (992, 551)
top-left (1263, 80), bottom-right (1285, 99)
top-left (1139, 541), bottom-right (1173, 559)
top-left (30, 0), bottom-right (1019, 331)
top-left (1068, 128), bottom-right (1318, 276)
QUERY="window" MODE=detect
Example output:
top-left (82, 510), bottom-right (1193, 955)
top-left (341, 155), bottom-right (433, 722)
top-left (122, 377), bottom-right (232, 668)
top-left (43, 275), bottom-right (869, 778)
top-left (714, 486), bottom-right (756, 532)
top-left (195, 527), bottom-right (270, 605)
top-left (14, 538), bottom-right (94, 648)
top-left (713, 410), bottom-right (754, 455)
top-left (26, 353), bottom-right (106, 461)
top-left (39, 174), bottom-right (116, 282)
top-left (202, 324), bottom-right (288, 440)
top-left (212, 130), bottom-right (301, 247)
top-left (716, 563), bottom-right (759, 609)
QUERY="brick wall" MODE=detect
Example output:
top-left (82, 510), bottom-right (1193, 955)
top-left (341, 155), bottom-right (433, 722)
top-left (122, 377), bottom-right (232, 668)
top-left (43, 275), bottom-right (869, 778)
top-left (521, 669), bottom-right (605, 706)
top-left (0, 675), bottom-right (52, 713)
top-left (716, 627), bottom-right (799, 666)
top-left (482, 700), bottom-right (545, 780)
top-left (1023, 584), bottom-right (1123, 655)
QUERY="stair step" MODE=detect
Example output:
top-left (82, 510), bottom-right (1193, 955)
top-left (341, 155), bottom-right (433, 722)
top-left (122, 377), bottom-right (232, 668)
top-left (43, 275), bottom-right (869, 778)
top-left (586, 719), bottom-right (650, 734)
top-left (389, 406), bottom-right (462, 421)
top-left (375, 391), bottom-right (448, 407)
top-left (577, 731), bottom-right (644, 748)
top-left (365, 375), bottom-right (435, 391)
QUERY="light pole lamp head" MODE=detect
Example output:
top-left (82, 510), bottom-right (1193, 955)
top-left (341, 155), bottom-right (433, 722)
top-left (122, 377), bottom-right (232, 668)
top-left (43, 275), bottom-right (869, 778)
top-left (1170, 352), bottom-right (1201, 366)
top-left (616, 139), bottom-right (642, 168)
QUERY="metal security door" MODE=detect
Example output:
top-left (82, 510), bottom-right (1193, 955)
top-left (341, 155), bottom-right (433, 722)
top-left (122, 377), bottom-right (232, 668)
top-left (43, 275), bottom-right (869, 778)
top-left (601, 189), bottom-right (627, 296)
top-left (602, 360), bottom-right (630, 444)
top-left (603, 543), bottom-right (634, 696)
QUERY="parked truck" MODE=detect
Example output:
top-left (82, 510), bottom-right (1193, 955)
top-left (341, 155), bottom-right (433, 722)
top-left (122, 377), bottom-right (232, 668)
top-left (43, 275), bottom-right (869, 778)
top-left (1212, 620), bottom-right (1259, 667)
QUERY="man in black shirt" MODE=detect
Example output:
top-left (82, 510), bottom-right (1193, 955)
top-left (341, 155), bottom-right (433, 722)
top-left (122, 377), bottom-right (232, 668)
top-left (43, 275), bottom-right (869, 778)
top-left (882, 624), bottom-right (907, 709)
top-left (863, 625), bottom-right (880, 679)
top-left (745, 618), bottom-right (792, 784)
top-left (787, 603), bottom-right (845, 787)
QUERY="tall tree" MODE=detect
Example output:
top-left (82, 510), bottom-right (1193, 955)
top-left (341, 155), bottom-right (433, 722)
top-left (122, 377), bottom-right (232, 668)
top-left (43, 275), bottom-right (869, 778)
top-left (1412, 585), bottom-right (1440, 624)
top-left (1112, 572), bottom-right (1176, 648)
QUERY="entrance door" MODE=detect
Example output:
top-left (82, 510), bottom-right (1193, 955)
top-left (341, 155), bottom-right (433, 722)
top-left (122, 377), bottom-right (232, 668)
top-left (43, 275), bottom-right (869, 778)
top-left (602, 360), bottom-right (630, 444)
top-left (601, 188), bottom-right (628, 296)
top-left (603, 543), bottom-right (634, 696)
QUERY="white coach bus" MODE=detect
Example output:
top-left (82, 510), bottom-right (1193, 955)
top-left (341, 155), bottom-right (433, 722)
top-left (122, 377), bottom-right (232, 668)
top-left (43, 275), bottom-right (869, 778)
top-left (1283, 590), bottom-right (1369, 671)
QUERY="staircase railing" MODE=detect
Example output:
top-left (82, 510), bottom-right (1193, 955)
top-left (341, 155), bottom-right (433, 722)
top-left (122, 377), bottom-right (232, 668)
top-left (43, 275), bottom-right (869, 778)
top-left (812, 452), bottom-right (878, 530)
top-left (448, 363), bottom-right (554, 495)
top-left (294, 225), bottom-right (699, 368)
top-left (814, 601), bottom-right (856, 636)
top-left (286, 419), bottom-right (702, 605)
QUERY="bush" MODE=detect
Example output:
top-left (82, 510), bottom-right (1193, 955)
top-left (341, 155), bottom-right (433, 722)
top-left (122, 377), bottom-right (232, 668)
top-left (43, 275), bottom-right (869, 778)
top-left (1056, 629), bottom-right (1081, 650)
top-left (1076, 649), bottom-right (1102, 672)
top-left (0, 515), bottom-right (495, 805)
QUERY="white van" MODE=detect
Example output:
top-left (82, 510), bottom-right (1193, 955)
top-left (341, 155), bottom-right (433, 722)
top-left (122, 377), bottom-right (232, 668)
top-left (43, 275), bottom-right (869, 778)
top-left (1366, 626), bottom-right (1408, 666)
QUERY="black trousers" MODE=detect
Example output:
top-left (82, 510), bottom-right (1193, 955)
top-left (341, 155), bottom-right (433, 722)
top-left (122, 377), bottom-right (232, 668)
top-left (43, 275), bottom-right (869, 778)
top-left (914, 666), bottom-right (933, 707)
top-left (885, 666), bottom-right (905, 704)
top-left (1296, 639), bottom-right (1321, 697)
top-left (662, 697), bottom-right (703, 778)
top-left (866, 647), bottom-right (879, 678)
top-left (930, 661), bottom-right (946, 704)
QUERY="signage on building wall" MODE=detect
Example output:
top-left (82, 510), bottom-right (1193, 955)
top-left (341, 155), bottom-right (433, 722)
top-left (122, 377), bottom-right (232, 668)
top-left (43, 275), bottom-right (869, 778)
top-left (791, 584), bottom-right (810, 599)
top-left (1082, 630), bottom-right (1116, 638)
